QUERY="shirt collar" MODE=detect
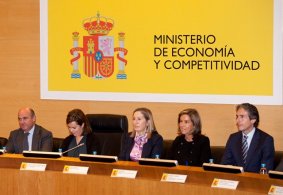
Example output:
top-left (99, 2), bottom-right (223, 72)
top-left (243, 127), bottom-right (255, 137)
top-left (27, 125), bottom-right (35, 135)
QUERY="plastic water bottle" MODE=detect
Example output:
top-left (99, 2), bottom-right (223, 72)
top-left (259, 163), bottom-right (267, 174)
top-left (93, 151), bottom-right (97, 155)
top-left (209, 159), bottom-right (214, 164)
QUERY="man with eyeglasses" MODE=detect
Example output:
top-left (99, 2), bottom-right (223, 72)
top-left (221, 103), bottom-right (275, 173)
top-left (5, 107), bottom-right (53, 153)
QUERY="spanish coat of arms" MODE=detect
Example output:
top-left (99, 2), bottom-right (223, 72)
top-left (70, 13), bottom-right (128, 79)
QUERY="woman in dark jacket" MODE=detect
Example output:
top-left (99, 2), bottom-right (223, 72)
top-left (119, 107), bottom-right (163, 161)
top-left (169, 108), bottom-right (211, 166)
top-left (61, 109), bottom-right (100, 157)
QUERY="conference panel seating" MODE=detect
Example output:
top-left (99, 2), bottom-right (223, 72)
top-left (162, 139), bottom-right (283, 168)
top-left (86, 114), bottom-right (128, 156)
top-left (51, 137), bottom-right (283, 168)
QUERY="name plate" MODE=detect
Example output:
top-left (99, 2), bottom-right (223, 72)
top-left (111, 169), bottom-right (137, 179)
top-left (63, 165), bottom-right (89, 175)
top-left (269, 185), bottom-right (283, 195)
top-left (20, 162), bottom-right (47, 171)
top-left (211, 178), bottom-right (239, 190)
top-left (161, 173), bottom-right (187, 183)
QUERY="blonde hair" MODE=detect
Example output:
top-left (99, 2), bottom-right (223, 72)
top-left (130, 107), bottom-right (157, 138)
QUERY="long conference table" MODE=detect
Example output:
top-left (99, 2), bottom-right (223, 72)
top-left (0, 154), bottom-right (282, 195)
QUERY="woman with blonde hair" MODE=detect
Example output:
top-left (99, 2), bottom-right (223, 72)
top-left (119, 107), bottom-right (163, 161)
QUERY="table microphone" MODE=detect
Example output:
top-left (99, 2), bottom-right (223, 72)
top-left (62, 143), bottom-right (85, 154)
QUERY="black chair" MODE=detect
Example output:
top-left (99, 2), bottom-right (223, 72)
top-left (274, 151), bottom-right (283, 169)
top-left (86, 114), bottom-right (128, 156)
top-left (0, 137), bottom-right (8, 149)
top-left (161, 139), bottom-right (173, 159)
top-left (211, 146), bottom-right (225, 164)
top-left (52, 137), bottom-right (64, 152)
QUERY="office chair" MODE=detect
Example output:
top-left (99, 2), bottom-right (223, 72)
top-left (0, 137), bottom-right (8, 149)
top-left (86, 114), bottom-right (128, 156)
top-left (52, 137), bottom-right (64, 152)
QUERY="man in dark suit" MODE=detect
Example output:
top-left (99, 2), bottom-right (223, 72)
top-left (221, 103), bottom-right (274, 173)
top-left (6, 107), bottom-right (53, 153)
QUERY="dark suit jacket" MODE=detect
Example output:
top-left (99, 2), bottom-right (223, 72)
top-left (119, 131), bottom-right (163, 161)
top-left (6, 124), bottom-right (53, 154)
top-left (61, 133), bottom-right (101, 156)
top-left (168, 134), bottom-right (212, 166)
top-left (221, 128), bottom-right (274, 173)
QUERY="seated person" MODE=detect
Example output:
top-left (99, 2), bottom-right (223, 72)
top-left (119, 107), bottom-right (163, 161)
top-left (61, 109), bottom-right (100, 157)
top-left (6, 107), bottom-right (53, 153)
top-left (221, 103), bottom-right (275, 173)
top-left (168, 108), bottom-right (211, 166)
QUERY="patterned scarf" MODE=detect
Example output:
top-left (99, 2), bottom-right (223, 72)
top-left (130, 133), bottom-right (148, 161)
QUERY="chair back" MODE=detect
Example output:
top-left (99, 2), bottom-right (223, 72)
top-left (86, 114), bottom-right (128, 156)
top-left (52, 137), bottom-right (64, 152)
top-left (0, 137), bottom-right (8, 149)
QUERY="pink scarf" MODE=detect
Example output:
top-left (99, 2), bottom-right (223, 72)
top-left (130, 133), bottom-right (148, 161)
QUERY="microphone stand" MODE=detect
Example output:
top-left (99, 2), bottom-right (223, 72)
top-left (62, 143), bottom-right (85, 154)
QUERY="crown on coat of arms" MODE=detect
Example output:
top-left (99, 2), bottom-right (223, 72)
top-left (82, 12), bottom-right (114, 35)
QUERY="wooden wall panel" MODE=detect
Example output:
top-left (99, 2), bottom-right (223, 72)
top-left (0, 0), bottom-right (282, 150)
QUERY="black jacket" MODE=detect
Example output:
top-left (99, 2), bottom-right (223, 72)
top-left (169, 134), bottom-right (211, 166)
top-left (61, 133), bottom-right (101, 156)
top-left (119, 131), bottom-right (163, 161)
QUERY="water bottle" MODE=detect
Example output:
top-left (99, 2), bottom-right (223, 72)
top-left (58, 148), bottom-right (62, 153)
top-left (93, 151), bottom-right (97, 155)
top-left (259, 163), bottom-right (267, 174)
top-left (209, 159), bottom-right (214, 164)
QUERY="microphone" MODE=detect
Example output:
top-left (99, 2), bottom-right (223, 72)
top-left (62, 143), bottom-right (85, 154)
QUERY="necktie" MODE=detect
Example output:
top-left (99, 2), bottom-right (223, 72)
top-left (242, 135), bottom-right (248, 165)
top-left (23, 132), bottom-right (30, 151)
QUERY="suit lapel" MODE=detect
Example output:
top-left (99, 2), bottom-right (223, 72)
top-left (235, 133), bottom-right (244, 166)
top-left (246, 129), bottom-right (259, 165)
top-left (17, 130), bottom-right (25, 153)
top-left (141, 137), bottom-right (153, 158)
top-left (127, 137), bottom-right (135, 159)
top-left (31, 125), bottom-right (39, 151)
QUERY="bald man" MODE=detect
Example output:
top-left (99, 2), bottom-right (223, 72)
top-left (6, 108), bottom-right (53, 153)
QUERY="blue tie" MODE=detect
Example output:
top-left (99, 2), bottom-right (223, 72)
top-left (242, 135), bottom-right (248, 165)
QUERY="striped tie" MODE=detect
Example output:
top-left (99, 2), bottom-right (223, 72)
top-left (242, 135), bottom-right (248, 165)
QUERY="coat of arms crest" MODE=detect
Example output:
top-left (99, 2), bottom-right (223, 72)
top-left (70, 13), bottom-right (128, 79)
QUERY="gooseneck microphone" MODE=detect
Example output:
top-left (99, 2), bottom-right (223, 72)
top-left (62, 143), bottom-right (85, 154)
